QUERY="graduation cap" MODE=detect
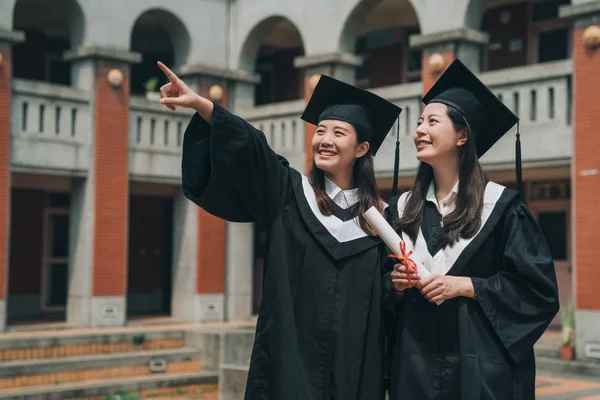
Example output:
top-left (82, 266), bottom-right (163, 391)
top-left (422, 59), bottom-right (522, 197)
top-left (301, 74), bottom-right (402, 157)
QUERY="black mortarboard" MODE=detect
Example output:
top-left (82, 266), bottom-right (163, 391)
top-left (301, 75), bottom-right (402, 156)
top-left (422, 59), bottom-right (523, 197)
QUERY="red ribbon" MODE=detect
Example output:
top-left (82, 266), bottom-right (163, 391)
top-left (388, 241), bottom-right (419, 288)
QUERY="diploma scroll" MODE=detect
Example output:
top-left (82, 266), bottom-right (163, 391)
top-left (363, 206), bottom-right (443, 305)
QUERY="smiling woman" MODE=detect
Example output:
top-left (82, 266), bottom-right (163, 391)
top-left (386, 59), bottom-right (559, 400)
top-left (156, 61), bottom-right (402, 400)
top-left (302, 75), bottom-right (400, 234)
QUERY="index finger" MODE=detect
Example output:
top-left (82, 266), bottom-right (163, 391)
top-left (418, 274), bottom-right (436, 290)
top-left (157, 61), bottom-right (179, 83)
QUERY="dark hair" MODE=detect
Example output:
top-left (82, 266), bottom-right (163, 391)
top-left (308, 127), bottom-right (383, 235)
top-left (397, 105), bottom-right (487, 247)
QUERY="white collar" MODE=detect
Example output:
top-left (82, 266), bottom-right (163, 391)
top-left (397, 181), bottom-right (506, 276)
top-left (426, 180), bottom-right (459, 205)
top-left (324, 176), bottom-right (360, 209)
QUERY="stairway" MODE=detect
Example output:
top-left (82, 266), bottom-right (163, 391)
top-left (0, 328), bottom-right (218, 399)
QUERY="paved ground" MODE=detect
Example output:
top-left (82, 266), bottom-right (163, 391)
top-left (537, 373), bottom-right (600, 399)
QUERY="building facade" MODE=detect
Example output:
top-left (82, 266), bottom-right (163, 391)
top-left (0, 0), bottom-right (598, 360)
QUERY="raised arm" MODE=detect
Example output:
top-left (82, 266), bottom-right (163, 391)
top-left (157, 61), bottom-right (291, 225)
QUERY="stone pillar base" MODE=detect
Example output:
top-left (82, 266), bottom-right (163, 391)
top-left (68, 295), bottom-right (126, 328)
top-left (576, 310), bottom-right (600, 361)
top-left (0, 299), bottom-right (6, 332)
top-left (90, 296), bottom-right (126, 327)
top-left (197, 293), bottom-right (225, 322)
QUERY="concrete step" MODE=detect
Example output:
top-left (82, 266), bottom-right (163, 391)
top-left (535, 345), bottom-right (560, 359)
top-left (0, 370), bottom-right (218, 400)
top-left (5, 322), bottom-right (71, 334)
top-left (0, 330), bottom-right (185, 363)
top-left (0, 347), bottom-right (200, 378)
top-left (537, 356), bottom-right (600, 378)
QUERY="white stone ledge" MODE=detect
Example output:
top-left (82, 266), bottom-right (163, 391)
top-left (370, 82), bottom-right (423, 101)
top-left (129, 97), bottom-right (194, 117)
top-left (479, 59), bottom-right (573, 88)
top-left (238, 99), bottom-right (305, 120)
top-left (409, 28), bottom-right (489, 48)
top-left (12, 79), bottom-right (89, 103)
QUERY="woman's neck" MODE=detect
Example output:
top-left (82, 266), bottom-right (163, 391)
top-left (324, 170), bottom-right (353, 190)
top-left (432, 162), bottom-right (459, 202)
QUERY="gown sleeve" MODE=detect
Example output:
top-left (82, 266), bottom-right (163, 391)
top-left (181, 103), bottom-right (291, 226)
top-left (471, 201), bottom-right (560, 364)
top-left (381, 202), bottom-right (400, 314)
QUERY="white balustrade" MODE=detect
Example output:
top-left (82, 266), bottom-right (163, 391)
top-left (238, 99), bottom-right (306, 171)
top-left (128, 97), bottom-right (194, 181)
top-left (129, 97), bottom-right (194, 154)
top-left (480, 59), bottom-right (573, 169)
top-left (11, 79), bottom-right (91, 172)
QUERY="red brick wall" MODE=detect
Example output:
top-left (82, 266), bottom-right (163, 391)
top-left (0, 47), bottom-right (11, 300)
top-left (195, 82), bottom-right (226, 294)
top-left (573, 27), bottom-right (600, 310)
top-left (422, 50), bottom-right (456, 95)
top-left (8, 189), bottom-right (44, 295)
top-left (92, 65), bottom-right (129, 297)
top-left (197, 210), bottom-right (225, 293)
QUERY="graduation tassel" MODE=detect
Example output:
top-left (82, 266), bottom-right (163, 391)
top-left (390, 118), bottom-right (401, 198)
top-left (515, 121), bottom-right (523, 200)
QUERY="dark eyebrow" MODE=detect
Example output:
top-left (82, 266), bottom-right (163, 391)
top-left (318, 123), bottom-right (350, 132)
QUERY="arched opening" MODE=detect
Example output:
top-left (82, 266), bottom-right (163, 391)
top-left (11, 0), bottom-right (84, 85)
top-left (239, 17), bottom-right (305, 106)
top-left (342, 0), bottom-right (421, 88)
top-left (129, 9), bottom-right (190, 96)
top-left (479, 0), bottom-right (571, 71)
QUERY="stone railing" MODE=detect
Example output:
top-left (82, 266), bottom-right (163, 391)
top-left (125, 59), bottom-right (572, 181)
top-left (370, 82), bottom-right (424, 176)
top-left (10, 79), bottom-right (91, 173)
top-left (128, 97), bottom-right (194, 181)
top-left (238, 99), bottom-right (306, 172)
top-left (479, 59), bottom-right (573, 170)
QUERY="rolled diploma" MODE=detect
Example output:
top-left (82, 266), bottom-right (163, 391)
top-left (363, 206), bottom-right (443, 305)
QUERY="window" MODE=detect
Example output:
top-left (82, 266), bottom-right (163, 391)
top-left (538, 211), bottom-right (567, 260)
top-left (538, 28), bottom-right (569, 62)
top-left (43, 211), bottom-right (70, 308)
top-left (532, 0), bottom-right (570, 22)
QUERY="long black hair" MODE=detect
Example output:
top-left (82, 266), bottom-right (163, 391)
top-left (398, 105), bottom-right (487, 247)
top-left (308, 126), bottom-right (383, 235)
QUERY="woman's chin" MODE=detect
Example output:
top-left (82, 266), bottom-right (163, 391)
top-left (314, 158), bottom-right (336, 172)
top-left (415, 149), bottom-right (436, 164)
top-left (415, 153), bottom-right (429, 163)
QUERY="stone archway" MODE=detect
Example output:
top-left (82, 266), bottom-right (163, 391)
top-left (340, 0), bottom-right (421, 88)
top-left (129, 8), bottom-right (191, 96)
top-left (11, 0), bottom-right (85, 85)
top-left (238, 16), bottom-right (305, 106)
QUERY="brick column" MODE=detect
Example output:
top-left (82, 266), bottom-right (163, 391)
top-left (92, 62), bottom-right (130, 310)
top-left (294, 52), bottom-right (363, 173)
top-left (560, 1), bottom-right (600, 360)
top-left (66, 48), bottom-right (140, 327)
top-left (421, 50), bottom-right (457, 94)
top-left (196, 78), bottom-right (227, 322)
top-left (0, 30), bottom-right (24, 331)
top-left (172, 65), bottom-right (260, 322)
top-left (409, 28), bottom-right (488, 95)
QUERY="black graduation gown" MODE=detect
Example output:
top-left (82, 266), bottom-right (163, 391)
top-left (181, 104), bottom-right (393, 400)
top-left (385, 183), bottom-right (559, 400)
